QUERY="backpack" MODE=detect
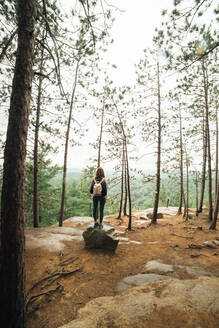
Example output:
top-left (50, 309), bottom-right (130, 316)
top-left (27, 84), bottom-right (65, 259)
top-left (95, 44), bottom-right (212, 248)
top-left (93, 178), bottom-right (104, 196)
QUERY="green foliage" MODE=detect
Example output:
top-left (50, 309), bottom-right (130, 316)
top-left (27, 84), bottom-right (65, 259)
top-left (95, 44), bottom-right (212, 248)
top-left (129, 172), bottom-right (210, 210)
top-left (24, 151), bottom-right (60, 227)
top-left (19, 157), bottom-right (215, 228)
top-left (63, 167), bottom-right (95, 218)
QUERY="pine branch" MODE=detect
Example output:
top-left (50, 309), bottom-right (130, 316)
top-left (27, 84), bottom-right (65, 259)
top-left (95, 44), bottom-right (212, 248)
top-left (0, 28), bottom-right (17, 63)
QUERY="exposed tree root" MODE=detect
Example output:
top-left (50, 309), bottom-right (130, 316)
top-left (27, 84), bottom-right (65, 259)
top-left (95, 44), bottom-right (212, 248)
top-left (26, 283), bottom-right (64, 311)
top-left (170, 233), bottom-right (193, 239)
top-left (27, 268), bottom-right (81, 296)
top-left (59, 256), bottom-right (79, 266)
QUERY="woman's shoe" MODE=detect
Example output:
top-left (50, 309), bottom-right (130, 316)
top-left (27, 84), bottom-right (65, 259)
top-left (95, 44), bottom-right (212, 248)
top-left (94, 222), bottom-right (99, 228)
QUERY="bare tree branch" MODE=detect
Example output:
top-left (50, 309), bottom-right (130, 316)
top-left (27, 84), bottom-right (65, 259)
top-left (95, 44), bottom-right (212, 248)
top-left (0, 29), bottom-right (17, 63)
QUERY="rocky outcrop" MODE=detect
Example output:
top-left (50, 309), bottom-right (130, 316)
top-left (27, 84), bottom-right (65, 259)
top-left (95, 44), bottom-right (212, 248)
top-left (145, 260), bottom-right (174, 273)
top-left (117, 273), bottom-right (172, 293)
top-left (146, 212), bottom-right (163, 219)
top-left (203, 240), bottom-right (219, 248)
top-left (59, 277), bottom-right (219, 328)
top-left (82, 227), bottom-right (119, 251)
top-left (117, 260), bottom-right (215, 294)
top-left (25, 227), bottom-right (83, 252)
top-left (144, 260), bottom-right (213, 278)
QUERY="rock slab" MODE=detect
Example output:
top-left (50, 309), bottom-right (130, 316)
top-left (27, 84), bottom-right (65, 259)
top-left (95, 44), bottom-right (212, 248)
top-left (145, 260), bottom-right (174, 273)
top-left (117, 273), bottom-right (172, 293)
top-left (82, 227), bottom-right (119, 251)
top-left (59, 277), bottom-right (219, 328)
top-left (145, 260), bottom-right (213, 278)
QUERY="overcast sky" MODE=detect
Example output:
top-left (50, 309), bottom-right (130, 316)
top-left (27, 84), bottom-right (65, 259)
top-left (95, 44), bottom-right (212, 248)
top-left (59, 0), bottom-right (168, 85)
top-left (55, 0), bottom-right (168, 171)
top-left (100, 0), bottom-right (167, 84)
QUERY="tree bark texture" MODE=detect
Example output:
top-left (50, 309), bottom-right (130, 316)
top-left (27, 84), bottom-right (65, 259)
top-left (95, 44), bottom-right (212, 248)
top-left (152, 59), bottom-right (161, 224)
top-left (33, 42), bottom-right (44, 228)
top-left (59, 60), bottom-right (80, 226)
top-left (0, 1), bottom-right (36, 327)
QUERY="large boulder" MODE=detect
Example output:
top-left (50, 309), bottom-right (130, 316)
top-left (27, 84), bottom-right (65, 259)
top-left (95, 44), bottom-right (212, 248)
top-left (82, 227), bottom-right (119, 252)
top-left (59, 277), bottom-right (219, 328)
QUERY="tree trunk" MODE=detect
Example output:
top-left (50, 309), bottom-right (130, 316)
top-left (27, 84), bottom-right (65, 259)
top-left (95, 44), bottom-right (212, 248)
top-left (33, 41), bottom-right (44, 228)
top-left (202, 58), bottom-right (213, 221)
top-left (118, 139), bottom-right (125, 219)
top-left (124, 137), bottom-right (132, 230)
top-left (96, 102), bottom-right (105, 221)
top-left (177, 106), bottom-right (183, 215)
top-left (183, 191), bottom-right (187, 218)
top-left (123, 159), bottom-right (128, 216)
top-left (198, 105), bottom-right (207, 213)
top-left (215, 104), bottom-right (218, 204)
top-left (0, 1), bottom-right (36, 327)
top-left (196, 171), bottom-right (199, 216)
top-left (186, 154), bottom-right (189, 220)
top-left (152, 59), bottom-right (161, 224)
top-left (209, 178), bottom-right (219, 230)
top-left (59, 59), bottom-right (80, 226)
top-left (98, 103), bottom-right (104, 167)
top-left (114, 102), bottom-right (132, 228)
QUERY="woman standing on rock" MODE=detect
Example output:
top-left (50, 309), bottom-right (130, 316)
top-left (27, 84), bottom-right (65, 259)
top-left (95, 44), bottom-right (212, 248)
top-left (90, 167), bottom-right (107, 228)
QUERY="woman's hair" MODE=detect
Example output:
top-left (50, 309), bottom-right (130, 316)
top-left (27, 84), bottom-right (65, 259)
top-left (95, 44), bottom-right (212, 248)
top-left (95, 167), bottom-right (105, 181)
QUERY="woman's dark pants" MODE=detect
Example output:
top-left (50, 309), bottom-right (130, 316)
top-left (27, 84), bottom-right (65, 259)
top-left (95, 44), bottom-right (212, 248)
top-left (93, 196), bottom-right (106, 223)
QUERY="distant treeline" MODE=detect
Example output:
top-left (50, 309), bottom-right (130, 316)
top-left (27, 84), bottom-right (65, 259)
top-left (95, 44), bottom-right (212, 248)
top-left (21, 164), bottom-right (211, 227)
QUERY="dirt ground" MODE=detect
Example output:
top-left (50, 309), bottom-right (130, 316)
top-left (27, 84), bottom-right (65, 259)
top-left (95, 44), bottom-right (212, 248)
top-left (26, 209), bottom-right (219, 328)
